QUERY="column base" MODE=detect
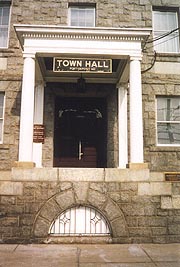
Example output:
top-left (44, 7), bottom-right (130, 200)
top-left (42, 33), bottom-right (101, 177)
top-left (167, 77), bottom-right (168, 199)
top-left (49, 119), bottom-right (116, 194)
top-left (13, 161), bottom-right (36, 168)
top-left (126, 163), bottom-right (149, 170)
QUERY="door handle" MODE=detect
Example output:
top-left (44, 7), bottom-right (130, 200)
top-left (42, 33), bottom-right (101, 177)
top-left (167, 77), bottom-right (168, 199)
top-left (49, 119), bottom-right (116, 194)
top-left (78, 140), bottom-right (83, 160)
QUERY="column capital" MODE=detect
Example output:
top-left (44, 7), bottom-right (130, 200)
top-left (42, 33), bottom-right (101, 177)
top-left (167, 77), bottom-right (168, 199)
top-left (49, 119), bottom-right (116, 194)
top-left (129, 55), bottom-right (142, 61)
top-left (23, 52), bottom-right (36, 59)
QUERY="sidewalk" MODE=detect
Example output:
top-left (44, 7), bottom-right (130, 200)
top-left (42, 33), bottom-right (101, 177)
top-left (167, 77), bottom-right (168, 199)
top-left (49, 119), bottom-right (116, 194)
top-left (0, 243), bottom-right (180, 267)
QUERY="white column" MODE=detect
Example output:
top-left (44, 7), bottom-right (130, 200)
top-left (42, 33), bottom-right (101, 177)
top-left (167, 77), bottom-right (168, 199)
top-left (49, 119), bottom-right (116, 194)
top-left (33, 82), bottom-right (44, 167)
top-left (19, 54), bottom-right (36, 162)
top-left (129, 56), bottom-right (144, 163)
top-left (117, 85), bottom-right (128, 168)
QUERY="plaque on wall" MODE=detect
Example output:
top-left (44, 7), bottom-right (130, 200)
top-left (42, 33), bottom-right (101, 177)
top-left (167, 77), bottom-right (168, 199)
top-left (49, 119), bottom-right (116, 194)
top-left (33, 124), bottom-right (45, 143)
top-left (165, 173), bottom-right (180, 181)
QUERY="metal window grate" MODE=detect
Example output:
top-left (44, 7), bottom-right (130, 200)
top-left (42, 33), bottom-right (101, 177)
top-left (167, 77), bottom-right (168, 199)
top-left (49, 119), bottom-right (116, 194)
top-left (49, 206), bottom-right (111, 236)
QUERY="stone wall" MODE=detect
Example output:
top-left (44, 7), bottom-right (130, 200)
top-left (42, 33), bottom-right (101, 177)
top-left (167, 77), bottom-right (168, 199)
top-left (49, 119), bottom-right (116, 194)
top-left (0, 168), bottom-right (180, 244)
top-left (142, 54), bottom-right (180, 171)
top-left (0, 81), bottom-right (21, 170)
top-left (0, 0), bottom-right (180, 171)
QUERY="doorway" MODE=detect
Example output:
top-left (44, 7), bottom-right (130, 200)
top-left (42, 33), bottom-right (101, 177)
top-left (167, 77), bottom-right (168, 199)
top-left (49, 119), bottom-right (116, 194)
top-left (54, 97), bottom-right (107, 167)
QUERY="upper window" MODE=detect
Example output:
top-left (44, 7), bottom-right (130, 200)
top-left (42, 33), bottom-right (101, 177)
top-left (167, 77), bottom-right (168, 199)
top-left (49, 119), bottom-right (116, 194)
top-left (0, 2), bottom-right (10, 48)
top-left (152, 7), bottom-right (179, 53)
top-left (69, 5), bottom-right (95, 27)
top-left (0, 92), bottom-right (5, 143)
top-left (156, 97), bottom-right (180, 145)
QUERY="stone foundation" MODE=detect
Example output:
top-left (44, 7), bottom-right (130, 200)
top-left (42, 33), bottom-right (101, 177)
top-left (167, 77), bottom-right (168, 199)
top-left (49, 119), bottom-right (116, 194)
top-left (0, 168), bottom-right (180, 244)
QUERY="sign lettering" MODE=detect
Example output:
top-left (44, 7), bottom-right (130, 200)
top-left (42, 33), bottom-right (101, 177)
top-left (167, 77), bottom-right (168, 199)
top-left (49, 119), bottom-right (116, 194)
top-left (53, 58), bottom-right (112, 73)
top-left (33, 124), bottom-right (45, 143)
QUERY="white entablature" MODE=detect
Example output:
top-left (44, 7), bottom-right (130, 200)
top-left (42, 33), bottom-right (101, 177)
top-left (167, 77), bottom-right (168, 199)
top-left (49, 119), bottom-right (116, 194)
top-left (14, 25), bottom-right (151, 58)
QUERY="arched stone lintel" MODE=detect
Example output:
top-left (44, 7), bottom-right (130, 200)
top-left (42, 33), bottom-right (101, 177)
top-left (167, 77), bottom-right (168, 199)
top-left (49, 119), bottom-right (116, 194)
top-left (32, 186), bottom-right (128, 239)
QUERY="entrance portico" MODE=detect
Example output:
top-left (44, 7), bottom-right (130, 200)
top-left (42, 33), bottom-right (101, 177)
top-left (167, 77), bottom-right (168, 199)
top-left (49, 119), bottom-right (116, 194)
top-left (14, 25), bottom-right (151, 168)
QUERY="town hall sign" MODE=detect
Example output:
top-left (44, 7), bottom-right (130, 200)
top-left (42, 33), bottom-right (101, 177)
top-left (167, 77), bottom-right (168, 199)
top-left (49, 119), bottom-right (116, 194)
top-left (53, 58), bottom-right (112, 73)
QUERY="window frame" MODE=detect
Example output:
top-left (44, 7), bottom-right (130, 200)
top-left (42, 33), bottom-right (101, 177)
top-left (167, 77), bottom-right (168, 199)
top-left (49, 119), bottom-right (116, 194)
top-left (68, 4), bottom-right (96, 27)
top-left (152, 6), bottom-right (180, 54)
top-left (156, 96), bottom-right (180, 147)
top-left (0, 92), bottom-right (5, 144)
top-left (0, 1), bottom-right (11, 49)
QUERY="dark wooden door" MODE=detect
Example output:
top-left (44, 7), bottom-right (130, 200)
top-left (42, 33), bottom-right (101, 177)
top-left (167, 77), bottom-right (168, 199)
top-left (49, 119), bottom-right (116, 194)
top-left (54, 97), bottom-right (106, 168)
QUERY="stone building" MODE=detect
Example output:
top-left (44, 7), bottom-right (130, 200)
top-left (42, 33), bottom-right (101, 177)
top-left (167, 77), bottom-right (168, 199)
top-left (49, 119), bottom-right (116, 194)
top-left (0, 0), bottom-right (180, 243)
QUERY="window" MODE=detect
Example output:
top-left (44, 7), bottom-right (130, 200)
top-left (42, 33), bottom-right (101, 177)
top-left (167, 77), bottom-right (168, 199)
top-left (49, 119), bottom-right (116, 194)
top-left (49, 206), bottom-right (110, 236)
top-left (0, 2), bottom-right (11, 48)
top-left (156, 97), bottom-right (180, 145)
top-left (0, 92), bottom-right (5, 143)
top-left (152, 7), bottom-right (179, 53)
top-left (69, 5), bottom-right (95, 27)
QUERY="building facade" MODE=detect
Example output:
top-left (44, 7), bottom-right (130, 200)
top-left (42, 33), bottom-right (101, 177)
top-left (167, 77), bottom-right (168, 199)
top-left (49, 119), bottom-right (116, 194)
top-left (0, 0), bottom-right (180, 243)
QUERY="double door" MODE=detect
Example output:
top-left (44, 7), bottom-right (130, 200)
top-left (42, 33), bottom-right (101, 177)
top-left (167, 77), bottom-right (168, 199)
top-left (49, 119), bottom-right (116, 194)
top-left (54, 97), bottom-right (107, 168)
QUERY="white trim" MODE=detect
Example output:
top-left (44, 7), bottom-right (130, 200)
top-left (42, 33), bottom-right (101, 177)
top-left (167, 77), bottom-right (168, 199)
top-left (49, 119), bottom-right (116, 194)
top-left (129, 58), bottom-right (144, 163)
top-left (155, 97), bottom-right (158, 147)
top-left (14, 25), bottom-right (151, 50)
top-left (157, 144), bottom-right (180, 147)
top-left (19, 56), bottom-right (36, 162)
top-left (0, 92), bottom-right (5, 144)
top-left (117, 85), bottom-right (128, 168)
top-left (68, 6), bottom-right (71, 26)
top-left (33, 82), bottom-right (44, 167)
top-left (158, 121), bottom-right (180, 123)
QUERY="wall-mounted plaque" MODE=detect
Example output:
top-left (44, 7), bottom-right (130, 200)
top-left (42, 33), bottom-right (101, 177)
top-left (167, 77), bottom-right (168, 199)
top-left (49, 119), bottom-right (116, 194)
top-left (33, 124), bottom-right (45, 143)
top-left (53, 58), bottom-right (112, 73)
top-left (165, 173), bottom-right (180, 181)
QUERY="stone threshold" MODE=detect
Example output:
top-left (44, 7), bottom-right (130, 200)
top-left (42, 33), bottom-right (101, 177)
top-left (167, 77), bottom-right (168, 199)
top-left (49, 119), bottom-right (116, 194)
top-left (10, 167), bottom-right (152, 182)
top-left (0, 166), bottom-right (168, 183)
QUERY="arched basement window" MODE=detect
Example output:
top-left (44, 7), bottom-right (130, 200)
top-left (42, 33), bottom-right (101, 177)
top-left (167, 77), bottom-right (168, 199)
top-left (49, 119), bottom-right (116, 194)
top-left (49, 206), bottom-right (111, 236)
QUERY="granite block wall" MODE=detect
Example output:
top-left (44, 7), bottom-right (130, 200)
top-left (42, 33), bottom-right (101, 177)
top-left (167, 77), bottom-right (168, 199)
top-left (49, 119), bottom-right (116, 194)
top-left (0, 0), bottom-right (180, 171)
top-left (0, 168), bottom-right (180, 243)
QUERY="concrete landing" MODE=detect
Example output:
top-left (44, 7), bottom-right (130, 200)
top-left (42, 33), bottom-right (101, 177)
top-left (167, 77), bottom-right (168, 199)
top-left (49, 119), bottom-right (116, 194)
top-left (0, 243), bottom-right (180, 267)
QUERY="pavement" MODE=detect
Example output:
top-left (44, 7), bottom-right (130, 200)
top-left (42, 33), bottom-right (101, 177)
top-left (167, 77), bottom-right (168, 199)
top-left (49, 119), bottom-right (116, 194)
top-left (0, 243), bottom-right (180, 267)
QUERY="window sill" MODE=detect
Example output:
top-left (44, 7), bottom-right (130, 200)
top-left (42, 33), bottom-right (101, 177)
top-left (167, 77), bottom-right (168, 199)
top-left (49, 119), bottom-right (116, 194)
top-left (0, 46), bottom-right (8, 49)
top-left (150, 145), bottom-right (180, 152)
top-left (46, 235), bottom-right (112, 244)
top-left (0, 143), bottom-right (9, 149)
top-left (156, 144), bottom-right (180, 147)
top-left (156, 52), bottom-right (180, 60)
top-left (0, 48), bottom-right (14, 55)
top-left (156, 52), bottom-right (180, 57)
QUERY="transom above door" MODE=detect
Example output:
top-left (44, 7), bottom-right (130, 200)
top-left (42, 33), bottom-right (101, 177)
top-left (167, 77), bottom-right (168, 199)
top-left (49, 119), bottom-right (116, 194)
top-left (54, 97), bottom-right (107, 168)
